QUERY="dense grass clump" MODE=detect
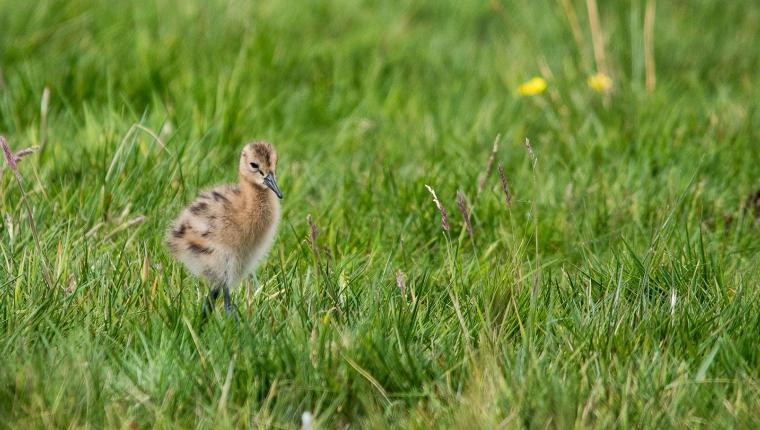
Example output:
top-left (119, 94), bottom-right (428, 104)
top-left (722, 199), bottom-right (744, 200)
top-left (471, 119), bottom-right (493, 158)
top-left (1, 0), bottom-right (759, 428)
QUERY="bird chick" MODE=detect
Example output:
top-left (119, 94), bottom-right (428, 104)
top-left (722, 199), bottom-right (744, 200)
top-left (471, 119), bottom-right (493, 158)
top-left (166, 141), bottom-right (283, 315)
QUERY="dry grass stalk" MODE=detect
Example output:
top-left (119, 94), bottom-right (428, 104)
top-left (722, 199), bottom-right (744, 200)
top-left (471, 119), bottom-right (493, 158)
top-left (424, 185), bottom-right (450, 233)
top-left (585, 0), bottom-right (608, 77)
top-left (1, 136), bottom-right (54, 288)
top-left (557, 0), bottom-right (590, 71)
top-left (456, 191), bottom-right (474, 241)
top-left (524, 138), bottom-right (537, 169)
top-left (524, 136), bottom-right (540, 296)
top-left (102, 215), bottom-right (145, 242)
top-left (307, 214), bottom-right (321, 267)
top-left (40, 87), bottom-right (50, 152)
top-left (323, 246), bottom-right (332, 272)
top-left (497, 165), bottom-right (512, 207)
top-left (85, 222), bottom-right (105, 238)
top-left (477, 134), bottom-right (499, 198)
top-left (141, 252), bottom-right (150, 284)
top-left (644, 0), bottom-right (657, 92)
top-left (395, 269), bottom-right (406, 296)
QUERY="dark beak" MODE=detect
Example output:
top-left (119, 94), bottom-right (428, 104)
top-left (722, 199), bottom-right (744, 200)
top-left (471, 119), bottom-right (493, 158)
top-left (263, 172), bottom-right (283, 199)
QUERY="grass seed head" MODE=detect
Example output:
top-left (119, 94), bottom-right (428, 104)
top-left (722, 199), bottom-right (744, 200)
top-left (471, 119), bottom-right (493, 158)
top-left (307, 214), bottom-right (321, 267)
top-left (2, 137), bottom-right (40, 181)
top-left (323, 246), bottom-right (332, 270)
top-left (307, 214), bottom-right (318, 246)
top-left (477, 134), bottom-right (499, 197)
top-left (457, 191), bottom-right (473, 240)
top-left (1, 136), bottom-right (20, 181)
top-left (396, 269), bottom-right (406, 295)
top-left (498, 165), bottom-right (512, 207)
top-left (424, 184), bottom-right (449, 232)
top-left (524, 137), bottom-right (537, 169)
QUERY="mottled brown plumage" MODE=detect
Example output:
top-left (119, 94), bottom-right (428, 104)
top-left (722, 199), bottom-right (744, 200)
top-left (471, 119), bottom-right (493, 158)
top-left (166, 141), bottom-right (283, 314)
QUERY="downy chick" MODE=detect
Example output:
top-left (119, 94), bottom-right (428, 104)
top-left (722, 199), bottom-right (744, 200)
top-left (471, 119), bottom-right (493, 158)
top-left (166, 141), bottom-right (283, 314)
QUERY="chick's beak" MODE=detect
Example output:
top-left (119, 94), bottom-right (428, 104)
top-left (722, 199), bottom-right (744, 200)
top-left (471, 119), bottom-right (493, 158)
top-left (263, 172), bottom-right (283, 199)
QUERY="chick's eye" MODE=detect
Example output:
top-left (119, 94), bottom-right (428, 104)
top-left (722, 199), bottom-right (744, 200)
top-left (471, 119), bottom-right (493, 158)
top-left (250, 162), bottom-right (259, 170)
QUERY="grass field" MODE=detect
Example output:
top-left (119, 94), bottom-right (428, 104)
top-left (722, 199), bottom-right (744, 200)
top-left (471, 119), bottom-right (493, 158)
top-left (1, 0), bottom-right (760, 428)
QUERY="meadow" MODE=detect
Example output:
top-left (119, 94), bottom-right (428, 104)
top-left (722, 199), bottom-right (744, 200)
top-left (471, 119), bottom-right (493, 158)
top-left (1, 0), bottom-right (759, 428)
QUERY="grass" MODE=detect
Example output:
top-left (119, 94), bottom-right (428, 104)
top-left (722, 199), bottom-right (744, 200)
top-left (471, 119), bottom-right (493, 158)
top-left (1, 0), bottom-right (759, 428)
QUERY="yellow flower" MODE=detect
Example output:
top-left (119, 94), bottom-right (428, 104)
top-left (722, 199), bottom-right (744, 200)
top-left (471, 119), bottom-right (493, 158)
top-left (322, 314), bottom-right (331, 326)
top-left (517, 77), bottom-right (547, 96)
top-left (588, 73), bottom-right (613, 92)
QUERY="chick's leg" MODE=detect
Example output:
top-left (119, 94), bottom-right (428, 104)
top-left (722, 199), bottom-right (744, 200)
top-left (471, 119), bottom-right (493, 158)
top-left (223, 284), bottom-right (232, 314)
top-left (201, 285), bottom-right (221, 319)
